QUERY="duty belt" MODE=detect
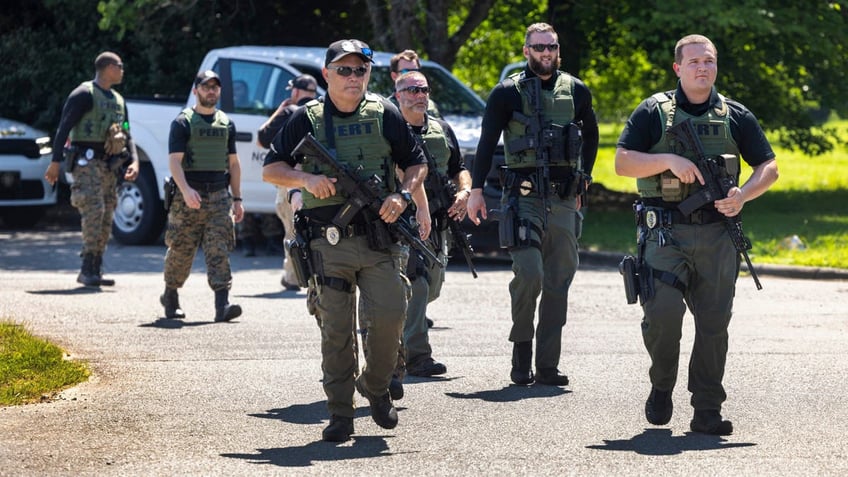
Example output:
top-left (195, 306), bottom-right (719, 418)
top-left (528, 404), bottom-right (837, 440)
top-left (641, 206), bottom-right (724, 228)
top-left (308, 222), bottom-right (368, 245)
top-left (187, 180), bottom-right (228, 193)
top-left (501, 167), bottom-right (575, 198)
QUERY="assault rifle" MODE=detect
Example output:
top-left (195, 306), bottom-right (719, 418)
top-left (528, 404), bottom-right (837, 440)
top-left (291, 133), bottom-right (442, 268)
top-left (507, 76), bottom-right (564, 228)
top-left (418, 138), bottom-right (478, 278)
top-left (667, 118), bottom-right (762, 290)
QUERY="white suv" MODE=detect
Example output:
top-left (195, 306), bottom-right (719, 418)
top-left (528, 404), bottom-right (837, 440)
top-left (0, 117), bottom-right (56, 228)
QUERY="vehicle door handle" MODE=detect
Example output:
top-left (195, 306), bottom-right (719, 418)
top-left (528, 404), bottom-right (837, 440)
top-left (235, 132), bottom-right (252, 142)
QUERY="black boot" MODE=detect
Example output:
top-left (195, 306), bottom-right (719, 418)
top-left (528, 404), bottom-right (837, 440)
top-left (160, 287), bottom-right (186, 319)
top-left (214, 289), bottom-right (242, 322)
top-left (92, 254), bottom-right (115, 286)
top-left (76, 253), bottom-right (100, 287)
top-left (242, 238), bottom-right (256, 257)
top-left (510, 341), bottom-right (535, 385)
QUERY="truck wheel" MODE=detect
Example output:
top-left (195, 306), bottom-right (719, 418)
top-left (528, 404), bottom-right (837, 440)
top-left (112, 164), bottom-right (166, 245)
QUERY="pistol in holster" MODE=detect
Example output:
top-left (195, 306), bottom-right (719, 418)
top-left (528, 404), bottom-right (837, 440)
top-left (63, 145), bottom-right (79, 174)
top-left (287, 212), bottom-right (315, 288)
top-left (163, 177), bottom-right (177, 211)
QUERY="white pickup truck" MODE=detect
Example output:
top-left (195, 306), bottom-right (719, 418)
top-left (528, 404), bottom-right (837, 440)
top-left (118, 45), bottom-right (499, 246)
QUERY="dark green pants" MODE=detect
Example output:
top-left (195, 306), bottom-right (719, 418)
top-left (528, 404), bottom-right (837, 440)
top-left (640, 221), bottom-right (738, 411)
top-left (507, 195), bottom-right (580, 370)
top-left (310, 235), bottom-right (407, 418)
top-left (404, 229), bottom-right (447, 364)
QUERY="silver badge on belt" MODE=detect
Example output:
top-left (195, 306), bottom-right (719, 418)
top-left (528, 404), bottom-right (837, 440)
top-left (325, 225), bottom-right (341, 245)
top-left (645, 210), bottom-right (658, 229)
top-left (519, 180), bottom-right (533, 196)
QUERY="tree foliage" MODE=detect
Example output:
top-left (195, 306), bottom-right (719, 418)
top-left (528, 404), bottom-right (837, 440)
top-left (0, 0), bottom-right (845, 155)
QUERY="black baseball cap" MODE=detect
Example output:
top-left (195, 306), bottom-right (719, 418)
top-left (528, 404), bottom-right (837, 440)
top-left (194, 70), bottom-right (221, 87)
top-left (286, 74), bottom-right (318, 92)
top-left (324, 39), bottom-right (374, 67)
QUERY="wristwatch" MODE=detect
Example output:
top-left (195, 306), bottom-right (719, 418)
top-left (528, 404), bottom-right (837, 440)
top-left (398, 189), bottom-right (412, 205)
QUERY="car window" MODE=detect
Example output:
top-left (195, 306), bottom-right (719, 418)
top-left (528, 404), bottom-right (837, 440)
top-left (229, 60), bottom-right (296, 113)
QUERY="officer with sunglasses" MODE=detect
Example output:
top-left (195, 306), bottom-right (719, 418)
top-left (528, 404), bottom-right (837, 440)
top-left (263, 39), bottom-right (427, 442)
top-left (467, 22), bottom-right (599, 388)
top-left (389, 49), bottom-right (441, 119)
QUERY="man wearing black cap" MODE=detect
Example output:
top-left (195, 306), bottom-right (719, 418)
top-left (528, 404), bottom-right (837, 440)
top-left (160, 70), bottom-right (245, 323)
top-left (263, 39), bottom-right (428, 442)
top-left (257, 74), bottom-right (319, 290)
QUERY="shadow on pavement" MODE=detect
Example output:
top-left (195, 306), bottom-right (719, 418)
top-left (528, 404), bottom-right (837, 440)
top-left (445, 384), bottom-right (569, 402)
top-left (586, 428), bottom-right (756, 455)
top-left (221, 435), bottom-right (397, 468)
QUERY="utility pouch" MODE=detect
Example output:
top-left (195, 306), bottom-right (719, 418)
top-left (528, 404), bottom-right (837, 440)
top-left (365, 218), bottom-right (394, 252)
top-left (163, 177), bottom-right (177, 211)
top-left (63, 145), bottom-right (79, 173)
top-left (660, 170), bottom-right (687, 202)
top-left (107, 151), bottom-right (130, 174)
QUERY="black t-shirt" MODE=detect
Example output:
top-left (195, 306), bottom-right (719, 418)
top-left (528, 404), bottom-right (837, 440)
top-left (617, 84), bottom-right (775, 167)
top-left (472, 68), bottom-right (599, 188)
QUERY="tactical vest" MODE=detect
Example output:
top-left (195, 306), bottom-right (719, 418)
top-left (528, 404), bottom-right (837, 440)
top-left (181, 108), bottom-right (231, 172)
top-left (503, 72), bottom-right (575, 168)
top-left (302, 94), bottom-right (392, 209)
top-left (420, 117), bottom-right (452, 199)
top-left (638, 92), bottom-right (739, 200)
top-left (70, 81), bottom-right (126, 143)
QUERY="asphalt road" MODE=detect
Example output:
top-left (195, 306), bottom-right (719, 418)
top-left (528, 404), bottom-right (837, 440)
top-left (1, 227), bottom-right (847, 476)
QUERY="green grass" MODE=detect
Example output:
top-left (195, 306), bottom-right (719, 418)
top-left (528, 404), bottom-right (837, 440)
top-left (0, 321), bottom-right (89, 406)
top-left (584, 120), bottom-right (848, 269)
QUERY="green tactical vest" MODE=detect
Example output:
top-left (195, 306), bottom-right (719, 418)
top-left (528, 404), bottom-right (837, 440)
top-left (638, 92), bottom-right (739, 200)
top-left (181, 108), bottom-right (231, 171)
top-left (70, 81), bottom-right (126, 143)
top-left (302, 94), bottom-right (392, 209)
top-left (503, 72), bottom-right (575, 168)
top-left (421, 118), bottom-right (451, 176)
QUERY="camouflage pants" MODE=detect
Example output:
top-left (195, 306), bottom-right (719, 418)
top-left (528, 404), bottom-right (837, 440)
top-left (164, 189), bottom-right (235, 291)
top-left (70, 159), bottom-right (117, 256)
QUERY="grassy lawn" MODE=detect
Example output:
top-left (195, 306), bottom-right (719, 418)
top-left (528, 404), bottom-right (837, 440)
top-left (0, 321), bottom-right (89, 406)
top-left (584, 120), bottom-right (848, 269)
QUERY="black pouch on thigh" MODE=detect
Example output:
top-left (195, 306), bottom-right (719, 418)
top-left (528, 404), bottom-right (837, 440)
top-left (365, 218), bottom-right (393, 252)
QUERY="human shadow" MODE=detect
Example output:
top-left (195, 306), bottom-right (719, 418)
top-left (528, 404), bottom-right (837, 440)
top-left (27, 286), bottom-right (112, 295)
top-left (138, 317), bottom-right (226, 329)
top-left (586, 428), bottom-right (756, 455)
top-left (445, 384), bottom-right (569, 402)
top-left (250, 401), bottom-right (402, 425)
top-left (220, 435), bottom-right (402, 468)
top-left (238, 289), bottom-right (305, 300)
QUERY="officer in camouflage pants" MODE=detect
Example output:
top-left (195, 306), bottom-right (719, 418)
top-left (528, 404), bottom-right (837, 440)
top-left (161, 70), bottom-right (244, 322)
top-left (44, 51), bottom-right (140, 287)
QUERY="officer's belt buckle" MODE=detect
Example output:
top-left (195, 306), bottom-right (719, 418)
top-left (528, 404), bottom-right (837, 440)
top-left (324, 225), bottom-right (341, 245)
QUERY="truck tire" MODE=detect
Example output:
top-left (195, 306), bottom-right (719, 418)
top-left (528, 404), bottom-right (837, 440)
top-left (112, 163), bottom-right (166, 245)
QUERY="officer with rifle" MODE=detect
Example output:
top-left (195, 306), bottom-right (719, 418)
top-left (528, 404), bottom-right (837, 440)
top-left (392, 70), bottom-right (474, 378)
top-left (615, 34), bottom-right (778, 436)
top-left (262, 39), bottom-right (428, 443)
top-left (467, 23), bottom-right (599, 387)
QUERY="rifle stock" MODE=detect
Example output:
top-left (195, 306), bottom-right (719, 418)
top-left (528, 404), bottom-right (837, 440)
top-left (292, 133), bottom-right (442, 268)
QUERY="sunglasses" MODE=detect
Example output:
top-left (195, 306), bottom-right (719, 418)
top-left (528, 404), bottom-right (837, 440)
top-left (327, 65), bottom-right (368, 77)
top-left (399, 85), bottom-right (431, 95)
top-left (112, 62), bottom-right (124, 69)
top-left (527, 43), bottom-right (559, 52)
top-left (399, 68), bottom-right (419, 74)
